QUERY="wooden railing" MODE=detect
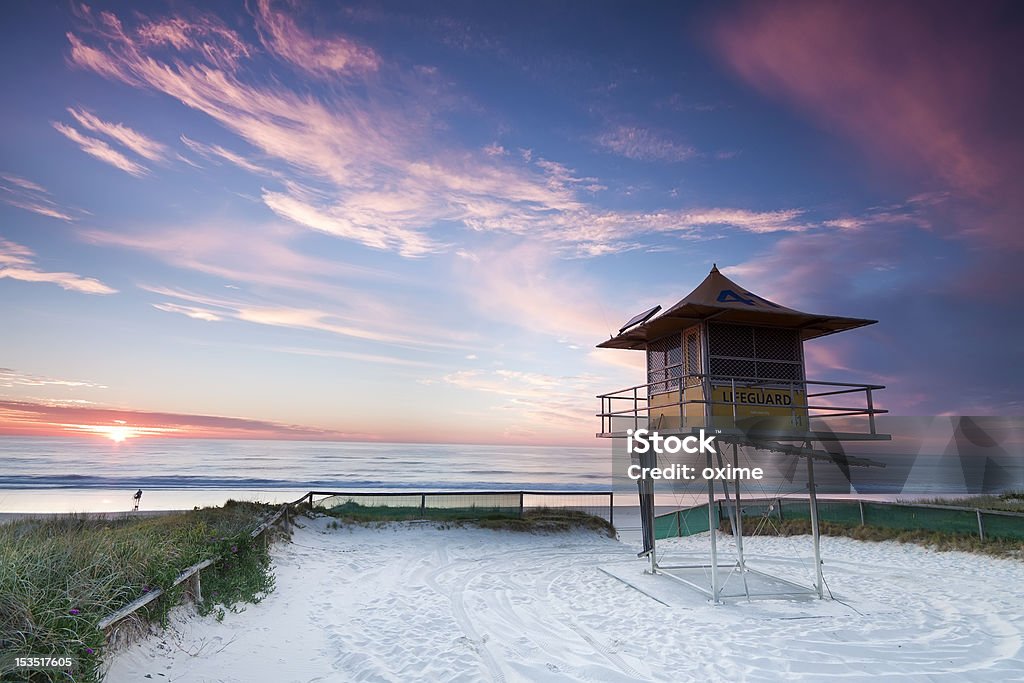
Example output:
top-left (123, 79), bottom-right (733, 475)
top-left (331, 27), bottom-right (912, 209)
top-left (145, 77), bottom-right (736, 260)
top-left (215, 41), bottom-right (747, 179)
top-left (98, 502), bottom-right (293, 634)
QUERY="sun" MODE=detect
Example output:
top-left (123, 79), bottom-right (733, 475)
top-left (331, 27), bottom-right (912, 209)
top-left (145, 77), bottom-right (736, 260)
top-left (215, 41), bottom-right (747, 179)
top-left (60, 421), bottom-right (178, 441)
top-left (106, 426), bottom-right (130, 443)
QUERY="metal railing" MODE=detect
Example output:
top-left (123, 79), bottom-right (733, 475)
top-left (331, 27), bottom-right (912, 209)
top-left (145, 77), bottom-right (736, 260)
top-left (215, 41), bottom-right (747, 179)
top-left (597, 369), bottom-right (886, 439)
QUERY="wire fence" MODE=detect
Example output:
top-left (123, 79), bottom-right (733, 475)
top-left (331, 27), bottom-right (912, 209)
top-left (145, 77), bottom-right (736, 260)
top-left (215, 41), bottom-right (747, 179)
top-left (654, 498), bottom-right (1024, 542)
top-left (306, 490), bottom-right (615, 525)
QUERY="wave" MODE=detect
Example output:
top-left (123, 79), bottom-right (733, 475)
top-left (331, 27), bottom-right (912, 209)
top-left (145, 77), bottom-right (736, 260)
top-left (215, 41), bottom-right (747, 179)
top-left (0, 474), bottom-right (609, 492)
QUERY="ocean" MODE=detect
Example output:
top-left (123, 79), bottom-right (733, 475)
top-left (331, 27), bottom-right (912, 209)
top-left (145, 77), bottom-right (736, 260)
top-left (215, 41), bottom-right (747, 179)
top-left (0, 437), bottom-right (613, 513)
top-left (3, 433), bottom-right (1017, 514)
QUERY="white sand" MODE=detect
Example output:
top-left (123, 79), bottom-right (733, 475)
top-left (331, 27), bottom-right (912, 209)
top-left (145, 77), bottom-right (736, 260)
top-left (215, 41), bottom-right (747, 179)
top-left (105, 516), bottom-right (1024, 682)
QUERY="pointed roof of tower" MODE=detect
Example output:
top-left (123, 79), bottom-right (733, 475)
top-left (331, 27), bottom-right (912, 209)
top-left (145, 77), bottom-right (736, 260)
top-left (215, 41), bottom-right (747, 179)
top-left (597, 265), bottom-right (876, 349)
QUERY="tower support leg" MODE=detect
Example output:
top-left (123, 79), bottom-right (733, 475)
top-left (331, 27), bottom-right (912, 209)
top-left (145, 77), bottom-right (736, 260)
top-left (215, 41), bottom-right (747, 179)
top-left (707, 450), bottom-right (720, 604)
top-left (806, 446), bottom-right (824, 599)
top-left (733, 443), bottom-right (750, 599)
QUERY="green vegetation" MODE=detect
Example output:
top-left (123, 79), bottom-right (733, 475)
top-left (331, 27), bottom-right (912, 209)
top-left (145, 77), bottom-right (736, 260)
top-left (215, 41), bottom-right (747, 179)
top-left (321, 502), bottom-right (615, 537)
top-left (0, 501), bottom-right (278, 682)
top-left (906, 491), bottom-right (1024, 514)
top-left (719, 516), bottom-right (1024, 560)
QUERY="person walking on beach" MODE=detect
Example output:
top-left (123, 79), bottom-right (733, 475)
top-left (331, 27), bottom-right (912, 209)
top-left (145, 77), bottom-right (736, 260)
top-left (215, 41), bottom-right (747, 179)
top-left (133, 489), bottom-right (143, 511)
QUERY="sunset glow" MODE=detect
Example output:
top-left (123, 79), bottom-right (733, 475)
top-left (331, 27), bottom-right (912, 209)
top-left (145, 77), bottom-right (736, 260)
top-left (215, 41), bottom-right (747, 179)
top-left (0, 1), bottom-right (1020, 445)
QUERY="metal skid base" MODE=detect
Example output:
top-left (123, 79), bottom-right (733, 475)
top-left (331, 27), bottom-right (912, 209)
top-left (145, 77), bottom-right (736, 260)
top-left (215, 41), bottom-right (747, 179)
top-left (650, 560), bottom-right (819, 602)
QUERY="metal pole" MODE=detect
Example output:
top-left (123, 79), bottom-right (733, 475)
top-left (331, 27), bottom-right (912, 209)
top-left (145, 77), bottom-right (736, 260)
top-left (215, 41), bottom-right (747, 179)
top-left (731, 377), bottom-right (737, 428)
top-left (866, 388), bottom-right (876, 434)
top-left (977, 509), bottom-right (985, 541)
top-left (707, 450), bottom-right (720, 603)
top-left (733, 443), bottom-right (749, 600)
top-left (806, 450), bottom-right (824, 599)
top-left (858, 500), bottom-right (865, 526)
top-left (633, 386), bottom-right (639, 432)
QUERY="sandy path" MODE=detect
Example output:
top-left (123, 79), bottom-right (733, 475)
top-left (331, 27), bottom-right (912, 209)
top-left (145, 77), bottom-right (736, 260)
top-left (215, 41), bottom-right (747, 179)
top-left (105, 516), bottom-right (1024, 682)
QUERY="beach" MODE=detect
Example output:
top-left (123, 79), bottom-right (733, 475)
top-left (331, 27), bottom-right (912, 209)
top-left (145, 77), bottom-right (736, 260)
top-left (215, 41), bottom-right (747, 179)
top-left (104, 515), bottom-right (1024, 682)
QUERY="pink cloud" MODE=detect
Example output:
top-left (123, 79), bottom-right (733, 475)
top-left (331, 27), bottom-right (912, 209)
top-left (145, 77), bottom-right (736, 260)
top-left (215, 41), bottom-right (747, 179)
top-left (67, 108), bottom-right (166, 161)
top-left (712, 1), bottom-right (1024, 248)
top-left (52, 121), bottom-right (148, 176)
top-left (252, 0), bottom-right (380, 76)
top-left (0, 398), bottom-right (367, 441)
top-left (136, 14), bottom-right (251, 69)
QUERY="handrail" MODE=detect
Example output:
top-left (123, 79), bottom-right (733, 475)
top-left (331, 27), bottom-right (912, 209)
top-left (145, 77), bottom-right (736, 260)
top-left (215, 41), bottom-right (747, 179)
top-left (597, 372), bottom-right (886, 400)
top-left (596, 373), bottom-right (886, 437)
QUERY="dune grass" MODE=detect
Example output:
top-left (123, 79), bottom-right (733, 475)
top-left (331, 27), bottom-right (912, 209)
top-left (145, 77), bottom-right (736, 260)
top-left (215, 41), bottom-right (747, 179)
top-left (320, 502), bottom-right (616, 537)
top-left (905, 491), bottom-right (1024, 513)
top-left (0, 501), bottom-right (277, 682)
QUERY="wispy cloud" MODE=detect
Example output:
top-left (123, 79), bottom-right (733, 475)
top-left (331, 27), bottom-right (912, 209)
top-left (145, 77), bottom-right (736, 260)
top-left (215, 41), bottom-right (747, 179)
top-left (596, 125), bottom-right (697, 162)
top-left (151, 302), bottom-right (222, 322)
top-left (0, 174), bottom-right (75, 221)
top-left (0, 367), bottom-right (107, 389)
top-left (252, 0), bottom-right (380, 77)
top-left (52, 121), bottom-right (148, 176)
top-left (81, 222), bottom-right (396, 293)
top-left (180, 135), bottom-right (270, 175)
top-left (143, 284), bottom-right (471, 351)
top-left (65, 3), bottom-right (832, 261)
top-left (0, 237), bottom-right (116, 294)
top-left (67, 108), bottom-right (166, 161)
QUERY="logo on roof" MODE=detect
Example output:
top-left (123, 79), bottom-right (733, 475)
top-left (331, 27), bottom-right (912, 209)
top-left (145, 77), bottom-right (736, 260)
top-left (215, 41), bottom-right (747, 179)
top-left (716, 289), bottom-right (781, 308)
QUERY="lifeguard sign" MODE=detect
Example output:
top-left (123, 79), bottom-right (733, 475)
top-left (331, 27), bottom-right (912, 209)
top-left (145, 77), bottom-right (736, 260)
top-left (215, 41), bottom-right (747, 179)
top-left (597, 265), bottom-right (879, 439)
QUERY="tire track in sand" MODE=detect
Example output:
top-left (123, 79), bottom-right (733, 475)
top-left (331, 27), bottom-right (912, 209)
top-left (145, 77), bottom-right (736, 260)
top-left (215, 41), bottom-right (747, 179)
top-left (424, 542), bottom-right (507, 683)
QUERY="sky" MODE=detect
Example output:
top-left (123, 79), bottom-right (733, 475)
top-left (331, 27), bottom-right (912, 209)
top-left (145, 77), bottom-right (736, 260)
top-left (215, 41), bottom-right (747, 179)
top-left (0, 0), bottom-right (1022, 446)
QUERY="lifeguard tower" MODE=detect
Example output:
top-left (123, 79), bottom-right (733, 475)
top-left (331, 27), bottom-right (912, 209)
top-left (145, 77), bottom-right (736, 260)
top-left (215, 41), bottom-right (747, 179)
top-left (596, 265), bottom-right (889, 602)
